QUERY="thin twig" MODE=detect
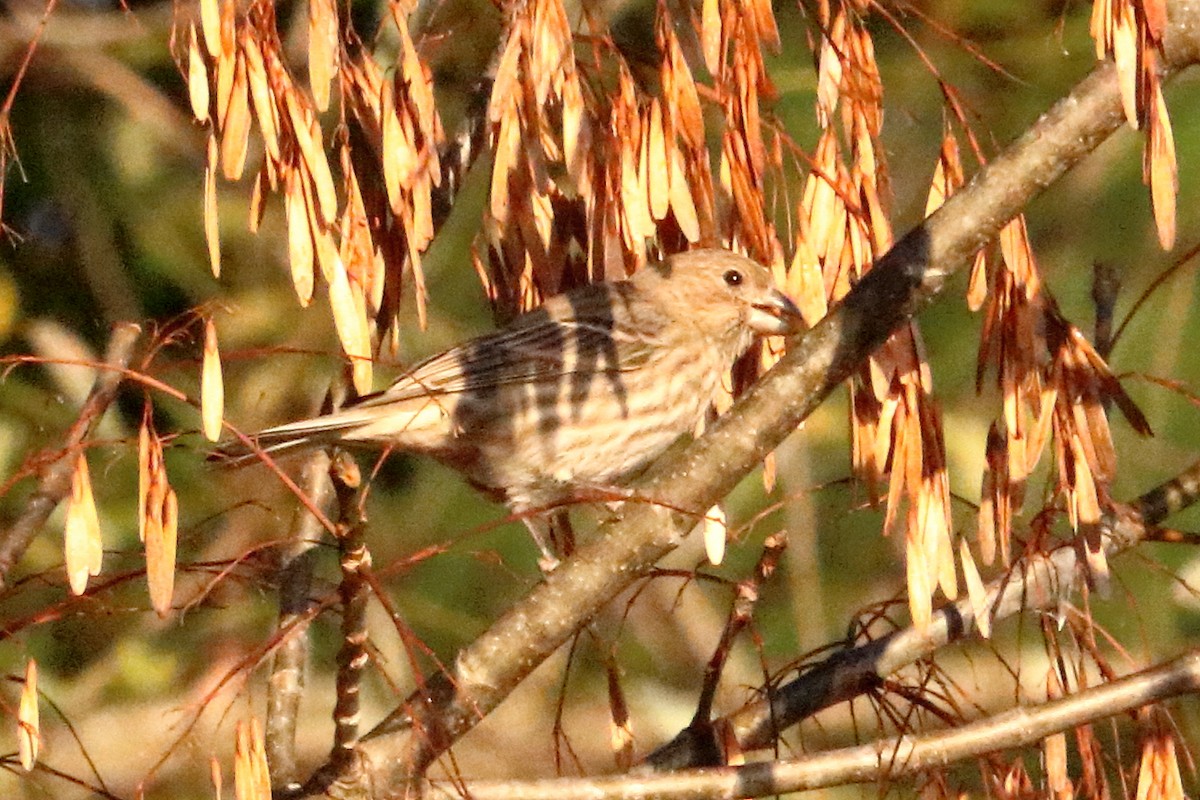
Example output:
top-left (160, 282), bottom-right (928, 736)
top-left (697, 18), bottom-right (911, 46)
top-left (1144, 527), bottom-right (1200, 545)
top-left (0, 322), bottom-right (141, 588)
top-left (1091, 261), bottom-right (1120, 360)
top-left (1110, 239), bottom-right (1200, 354)
top-left (694, 531), bottom-right (787, 725)
top-left (0, 0), bottom-right (60, 123)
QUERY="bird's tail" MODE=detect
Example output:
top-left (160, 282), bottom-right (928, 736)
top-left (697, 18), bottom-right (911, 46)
top-left (209, 408), bottom-right (387, 467)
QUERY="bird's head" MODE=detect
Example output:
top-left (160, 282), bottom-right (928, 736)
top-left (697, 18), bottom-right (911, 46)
top-left (645, 249), bottom-right (805, 341)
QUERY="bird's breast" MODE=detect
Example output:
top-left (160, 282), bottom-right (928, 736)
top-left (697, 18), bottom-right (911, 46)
top-left (450, 347), bottom-right (726, 506)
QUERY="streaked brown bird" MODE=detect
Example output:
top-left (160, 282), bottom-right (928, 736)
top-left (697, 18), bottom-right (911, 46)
top-left (217, 248), bottom-right (803, 562)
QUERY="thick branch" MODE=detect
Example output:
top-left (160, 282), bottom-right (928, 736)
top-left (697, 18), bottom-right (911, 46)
top-left (0, 322), bottom-right (141, 587)
top-left (266, 451), bottom-right (330, 792)
top-left (313, 2), bottom-right (1200, 795)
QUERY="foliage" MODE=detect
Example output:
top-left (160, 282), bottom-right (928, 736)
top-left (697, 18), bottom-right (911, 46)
top-left (1, 0), bottom-right (1200, 798)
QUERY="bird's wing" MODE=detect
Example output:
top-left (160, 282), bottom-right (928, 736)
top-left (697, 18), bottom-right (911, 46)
top-left (355, 311), bottom-right (658, 408)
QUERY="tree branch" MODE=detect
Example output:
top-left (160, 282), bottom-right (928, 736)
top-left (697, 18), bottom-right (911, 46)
top-left (418, 650), bottom-right (1200, 800)
top-left (646, 456), bottom-right (1200, 769)
top-left (266, 450), bottom-right (330, 792)
top-left (0, 322), bottom-right (141, 588)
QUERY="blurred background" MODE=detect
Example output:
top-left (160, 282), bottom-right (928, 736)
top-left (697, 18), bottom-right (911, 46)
top-left (1, 0), bottom-right (1200, 796)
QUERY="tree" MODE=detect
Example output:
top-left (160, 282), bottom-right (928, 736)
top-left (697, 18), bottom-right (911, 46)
top-left (2, 0), bottom-right (1200, 798)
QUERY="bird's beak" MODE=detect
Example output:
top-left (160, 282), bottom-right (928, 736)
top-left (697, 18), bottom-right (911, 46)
top-left (748, 288), bottom-right (804, 336)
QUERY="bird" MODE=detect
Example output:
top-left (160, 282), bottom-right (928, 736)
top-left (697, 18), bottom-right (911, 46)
top-left (215, 248), bottom-right (804, 564)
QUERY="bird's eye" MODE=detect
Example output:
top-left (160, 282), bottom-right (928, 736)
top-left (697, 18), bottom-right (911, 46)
top-left (723, 269), bottom-right (744, 286)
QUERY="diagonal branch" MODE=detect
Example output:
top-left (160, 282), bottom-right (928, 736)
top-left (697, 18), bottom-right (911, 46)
top-left (0, 322), bottom-right (141, 588)
top-left (307, 2), bottom-right (1200, 795)
top-left (646, 456), bottom-right (1200, 769)
top-left (415, 650), bottom-right (1200, 800)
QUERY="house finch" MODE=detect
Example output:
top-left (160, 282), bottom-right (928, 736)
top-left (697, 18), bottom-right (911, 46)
top-left (217, 248), bottom-right (802, 562)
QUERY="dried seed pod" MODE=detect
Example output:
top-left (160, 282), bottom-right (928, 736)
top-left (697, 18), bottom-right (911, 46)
top-left (64, 453), bottom-right (102, 595)
top-left (17, 660), bottom-right (38, 771)
top-left (201, 318), bottom-right (224, 442)
top-left (187, 25), bottom-right (210, 123)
